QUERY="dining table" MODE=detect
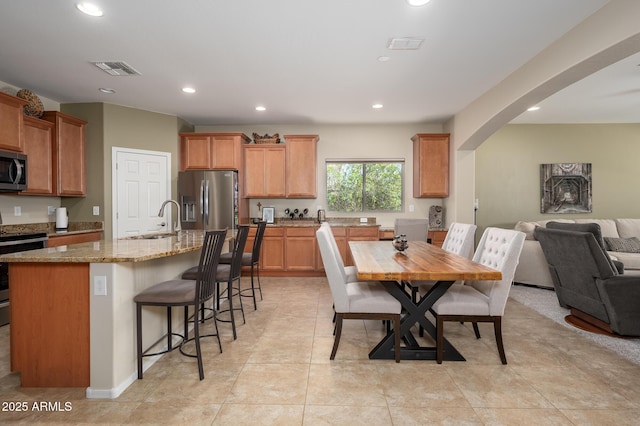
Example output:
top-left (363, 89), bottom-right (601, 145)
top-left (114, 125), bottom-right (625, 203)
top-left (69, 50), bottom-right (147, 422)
top-left (348, 240), bottom-right (502, 361)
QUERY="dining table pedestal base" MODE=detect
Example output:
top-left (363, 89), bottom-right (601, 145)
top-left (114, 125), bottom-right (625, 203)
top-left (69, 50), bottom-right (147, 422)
top-left (367, 280), bottom-right (466, 362)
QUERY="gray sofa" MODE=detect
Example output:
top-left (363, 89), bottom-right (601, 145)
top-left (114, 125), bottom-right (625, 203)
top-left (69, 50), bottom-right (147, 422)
top-left (513, 218), bottom-right (640, 288)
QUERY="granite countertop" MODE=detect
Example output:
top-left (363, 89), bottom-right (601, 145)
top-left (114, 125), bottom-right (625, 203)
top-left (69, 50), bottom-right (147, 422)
top-left (261, 218), bottom-right (379, 228)
top-left (0, 221), bottom-right (104, 237)
top-left (0, 230), bottom-right (230, 263)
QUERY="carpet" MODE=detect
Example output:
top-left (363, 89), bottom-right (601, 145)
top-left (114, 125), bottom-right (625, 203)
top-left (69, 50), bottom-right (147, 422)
top-left (509, 284), bottom-right (640, 366)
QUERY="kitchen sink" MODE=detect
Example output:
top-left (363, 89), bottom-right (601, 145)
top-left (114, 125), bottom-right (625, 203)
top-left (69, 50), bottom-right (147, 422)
top-left (126, 233), bottom-right (176, 240)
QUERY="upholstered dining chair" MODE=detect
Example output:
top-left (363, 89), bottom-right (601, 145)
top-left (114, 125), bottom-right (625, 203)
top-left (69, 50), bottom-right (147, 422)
top-left (430, 227), bottom-right (525, 364)
top-left (316, 226), bottom-right (402, 362)
top-left (412, 222), bottom-right (477, 302)
top-left (320, 222), bottom-right (357, 283)
top-left (219, 220), bottom-right (267, 310)
top-left (394, 218), bottom-right (429, 242)
top-left (134, 229), bottom-right (226, 380)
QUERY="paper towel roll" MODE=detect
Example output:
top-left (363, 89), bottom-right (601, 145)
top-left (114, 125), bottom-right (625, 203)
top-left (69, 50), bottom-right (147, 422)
top-left (56, 207), bottom-right (68, 231)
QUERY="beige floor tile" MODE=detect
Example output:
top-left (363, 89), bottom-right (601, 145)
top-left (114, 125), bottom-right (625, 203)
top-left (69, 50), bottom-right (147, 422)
top-left (226, 363), bottom-right (309, 404)
top-left (303, 405), bottom-right (393, 425)
top-left (246, 334), bottom-right (313, 364)
top-left (388, 406), bottom-right (482, 425)
top-left (306, 363), bottom-right (387, 407)
top-left (446, 365), bottom-right (554, 408)
top-left (213, 403), bottom-right (304, 425)
top-left (559, 408), bottom-right (640, 426)
top-left (123, 401), bottom-right (221, 425)
top-left (378, 363), bottom-right (470, 408)
top-left (514, 365), bottom-right (635, 409)
top-left (473, 408), bottom-right (574, 425)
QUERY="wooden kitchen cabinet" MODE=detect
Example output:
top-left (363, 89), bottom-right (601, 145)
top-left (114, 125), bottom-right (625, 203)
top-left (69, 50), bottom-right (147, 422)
top-left (427, 229), bottom-right (448, 248)
top-left (412, 133), bottom-right (449, 198)
top-left (260, 227), bottom-right (285, 271)
top-left (243, 145), bottom-right (286, 198)
top-left (0, 92), bottom-right (27, 152)
top-left (345, 226), bottom-right (380, 266)
top-left (47, 231), bottom-right (103, 248)
top-left (21, 116), bottom-right (54, 195)
top-left (284, 227), bottom-right (318, 272)
top-left (42, 111), bottom-right (87, 196)
top-left (180, 132), bottom-right (249, 171)
top-left (285, 134), bottom-right (318, 198)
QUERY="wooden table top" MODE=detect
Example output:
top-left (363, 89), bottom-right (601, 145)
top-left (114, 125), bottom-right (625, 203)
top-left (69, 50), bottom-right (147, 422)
top-left (349, 240), bottom-right (502, 282)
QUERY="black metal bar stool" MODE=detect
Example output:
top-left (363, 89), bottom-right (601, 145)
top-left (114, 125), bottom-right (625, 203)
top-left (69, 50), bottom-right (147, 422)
top-left (134, 230), bottom-right (226, 380)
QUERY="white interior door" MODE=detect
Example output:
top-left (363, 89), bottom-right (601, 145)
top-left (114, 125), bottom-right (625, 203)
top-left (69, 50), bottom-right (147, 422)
top-left (112, 147), bottom-right (171, 239)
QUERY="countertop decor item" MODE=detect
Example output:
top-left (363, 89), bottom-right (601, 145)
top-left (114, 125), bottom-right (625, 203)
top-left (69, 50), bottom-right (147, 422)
top-left (392, 234), bottom-right (408, 252)
top-left (16, 88), bottom-right (44, 118)
top-left (252, 132), bottom-right (281, 144)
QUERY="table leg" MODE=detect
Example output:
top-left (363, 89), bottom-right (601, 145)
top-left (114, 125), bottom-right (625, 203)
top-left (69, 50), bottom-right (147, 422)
top-left (368, 280), bottom-right (465, 361)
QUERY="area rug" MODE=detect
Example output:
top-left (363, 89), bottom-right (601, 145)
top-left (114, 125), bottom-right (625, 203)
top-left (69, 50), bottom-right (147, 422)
top-left (509, 284), bottom-right (640, 366)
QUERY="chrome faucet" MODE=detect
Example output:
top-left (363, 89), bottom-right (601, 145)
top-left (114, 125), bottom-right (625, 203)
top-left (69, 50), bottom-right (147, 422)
top-left (158, 200), bottom-right (181, 234)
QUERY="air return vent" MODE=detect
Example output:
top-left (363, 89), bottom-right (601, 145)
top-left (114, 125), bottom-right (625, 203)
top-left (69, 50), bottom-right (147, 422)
top-left (387, 38), bottom-right (424, 50)
top-left (91, 61), bottom-right (142, 76)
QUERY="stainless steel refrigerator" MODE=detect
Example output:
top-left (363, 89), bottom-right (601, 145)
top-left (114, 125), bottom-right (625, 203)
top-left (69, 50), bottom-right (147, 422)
top-left (178, 170), bottom-right (238, 231)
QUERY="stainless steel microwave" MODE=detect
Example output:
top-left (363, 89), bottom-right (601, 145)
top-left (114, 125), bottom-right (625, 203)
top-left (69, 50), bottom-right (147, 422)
top-left (0, 150), bottom-right (27, 192)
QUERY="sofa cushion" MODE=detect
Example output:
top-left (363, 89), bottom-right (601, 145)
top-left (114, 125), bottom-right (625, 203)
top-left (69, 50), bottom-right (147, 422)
top-left (574, 219), bottom-right (619, 238)
top-left (604, 237), bottom-right (640, 253)
top-left (615, 219), bottom-right (640, 239)
top-left (514, 221), bottom-right (538, 240)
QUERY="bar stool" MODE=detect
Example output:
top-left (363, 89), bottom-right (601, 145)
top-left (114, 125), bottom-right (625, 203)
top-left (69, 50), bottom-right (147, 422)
top-left (219, 220), bottom-right (266, 310)
top-left (134, 229), bottom-right (226, 380)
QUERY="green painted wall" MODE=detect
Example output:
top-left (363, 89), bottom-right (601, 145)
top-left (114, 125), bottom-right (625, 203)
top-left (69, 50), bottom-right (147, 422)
top-left (475, 124), bottom-right (640, 235)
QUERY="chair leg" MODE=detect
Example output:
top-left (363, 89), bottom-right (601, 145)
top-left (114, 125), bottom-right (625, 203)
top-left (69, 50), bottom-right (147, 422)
top-left (194, 304), bottom-right (204, 380)
top-left (393, 315), bottom-right (401, 363)
top-left (472, 322), bottom-right (481, 339)
top-left (136, 304), bottom-right (143, 379)
top-left (330, 314), bottom-right (343, 360)
top-left (212, 307), bottom-right (223, 353)
top-left (166, 306), bottom-right (173, 350)
top-left (436, 315), bottom-right (444, 364)
top-left (249, 263), bottom-right (258, 310)
top-left (227, 281), bottom-right (237, 340)
top-left (493, 317), bottom-right (507, 364)
top-left (256, 261), bottom-right (263, 301)
top-left (236, 278), bottom-right (246, 324)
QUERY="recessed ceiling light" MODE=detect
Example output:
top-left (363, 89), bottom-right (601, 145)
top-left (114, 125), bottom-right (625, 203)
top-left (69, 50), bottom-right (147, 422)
top-left (377, 56), bottom-right (391, 62)
top-left (406, 0), bottom-right (431, 6)
top-left (527, 106), bottom-right (540, 111)
top-left (255, 106), bottom-right (266, 111)
top-left (182, 87), bottom-right (196, 94)
top-left (372, 104), bottom-right (384, 109)
top-left (98, 88), bottom-right (115, 94)
top-left (76, 2), bottom-right (104, 17)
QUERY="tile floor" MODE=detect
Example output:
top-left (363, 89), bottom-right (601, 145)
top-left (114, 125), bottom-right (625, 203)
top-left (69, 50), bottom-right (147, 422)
top-left (1, 276), bottom-right (639, 425)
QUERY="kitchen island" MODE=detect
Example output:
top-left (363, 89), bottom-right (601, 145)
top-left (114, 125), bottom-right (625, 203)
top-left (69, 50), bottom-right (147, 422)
top-left (0, 230), bottom-right (230, 398)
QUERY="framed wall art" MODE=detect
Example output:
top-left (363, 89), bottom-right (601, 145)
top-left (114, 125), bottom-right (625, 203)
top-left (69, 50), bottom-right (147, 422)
top-left (540, 163), bottom-right (592, 214)
top-left (261, 207), bottom-right (275, 223)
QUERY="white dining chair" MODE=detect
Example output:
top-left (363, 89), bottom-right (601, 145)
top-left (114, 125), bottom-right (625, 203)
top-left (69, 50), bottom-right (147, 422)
top-left (413, 222), bottom-right (478, 301)
top-left (316, 227), bottom-right (402, 362)
top-left (430, 227), bottom-right (525, 364)
top-left (394, 218), bottom-right (429, 242)
top-left (320, 222), bottom-right (357, 283)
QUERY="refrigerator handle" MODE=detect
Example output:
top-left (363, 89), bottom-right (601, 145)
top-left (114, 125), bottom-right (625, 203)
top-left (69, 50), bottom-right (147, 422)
top-left (200, 179), bottom-right (206, 224)
top-left (204, 179), bottom-right (210, 226)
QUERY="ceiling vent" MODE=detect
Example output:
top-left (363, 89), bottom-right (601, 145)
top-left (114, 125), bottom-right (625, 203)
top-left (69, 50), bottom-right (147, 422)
top-left (387, 38), bottom-right (424, 50)
top-left (91, 61), bottom-right (142, 76)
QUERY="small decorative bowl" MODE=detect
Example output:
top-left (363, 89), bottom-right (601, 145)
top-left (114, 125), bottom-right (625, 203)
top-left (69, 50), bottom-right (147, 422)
top-left (392, 234), bottom-right (408, 252)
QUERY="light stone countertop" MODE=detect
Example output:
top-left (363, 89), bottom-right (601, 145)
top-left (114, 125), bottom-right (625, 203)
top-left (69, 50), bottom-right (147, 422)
top-left (0, 230), bottom-right (230, 263)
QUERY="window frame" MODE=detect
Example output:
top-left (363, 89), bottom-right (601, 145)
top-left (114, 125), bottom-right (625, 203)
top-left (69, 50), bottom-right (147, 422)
top-left (325, 159), bottom-right (405, 213)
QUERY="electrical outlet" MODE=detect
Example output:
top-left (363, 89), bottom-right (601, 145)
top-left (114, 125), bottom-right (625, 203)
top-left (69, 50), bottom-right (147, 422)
top-left (409, 204), bottom-right (415, 212)
top-left (94, 275), bottom-right (107, 296)
top-left (360, 217), bottom-right (367, 223)
top-left (48, 206), bottom-right (56, 215)
top-left (93, 206), bottom-right (100, 216)
top-left (14, 206), bottom-right (21, 216)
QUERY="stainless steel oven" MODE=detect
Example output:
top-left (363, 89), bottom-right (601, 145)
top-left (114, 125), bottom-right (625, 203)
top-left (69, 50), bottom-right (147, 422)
top-left (0, 232), bottom-right (48, 326)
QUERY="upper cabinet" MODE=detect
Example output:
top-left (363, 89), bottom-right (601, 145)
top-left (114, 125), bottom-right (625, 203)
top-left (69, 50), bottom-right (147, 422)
top-left (285, 134), bottom-right (318, 198)
top-left (21, 116), bottom-right (54, 195)
top-left (244, 145), bottom-right (286, 198)
top-left (179, 133), bottom-right (249, 171)
top-left (412, 133), bottom-right (449, 198)
top-left (0, 92), bottom-right (27, 152)
top-left (42, 111), bottom-right (87, 196)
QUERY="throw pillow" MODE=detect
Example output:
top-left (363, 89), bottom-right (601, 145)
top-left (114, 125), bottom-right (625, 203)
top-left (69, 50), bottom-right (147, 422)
top-left (604, 237), bottom-right (640, 253)
top-left (514, 221), bottom-right (538, 240)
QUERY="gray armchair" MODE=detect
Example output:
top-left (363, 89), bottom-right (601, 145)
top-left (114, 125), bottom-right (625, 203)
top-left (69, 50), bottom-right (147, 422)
top-left (534, 226), bottom-right (640, 336)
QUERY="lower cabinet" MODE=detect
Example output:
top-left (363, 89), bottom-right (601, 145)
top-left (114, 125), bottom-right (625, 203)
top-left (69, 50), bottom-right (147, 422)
top-left (251, 225), bottom-right (378, 275)
top-left (427, 230), bottom-right (448, 248)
